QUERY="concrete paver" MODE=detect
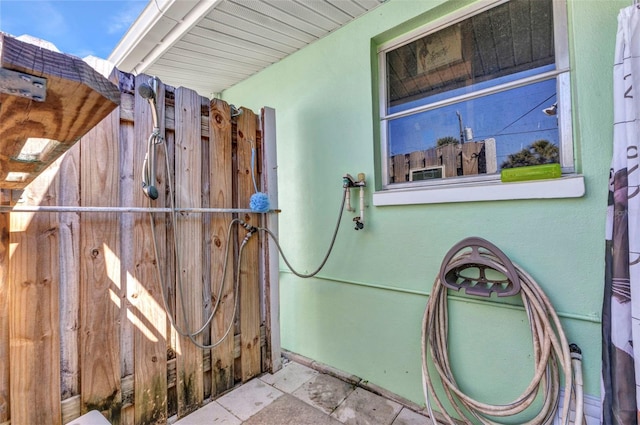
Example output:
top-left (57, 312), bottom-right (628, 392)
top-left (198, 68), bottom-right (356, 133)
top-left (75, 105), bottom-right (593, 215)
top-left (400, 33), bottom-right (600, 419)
top-left (216, 378), bottom-right (284, 421)
top-left (392, 408), bottom-right (432, 425)
top-left (174, 360), bottom-right (435, 425)
top-left (243, 394), bottom-right (343, 425)
top-left (292, 373), bottom-right (355, 414)
top-left (331, 387), bottom-right (403, 425)
top-left (259, 360), bottom-right (318, 393)
top-left (174, 400), bottom-right (242, 425)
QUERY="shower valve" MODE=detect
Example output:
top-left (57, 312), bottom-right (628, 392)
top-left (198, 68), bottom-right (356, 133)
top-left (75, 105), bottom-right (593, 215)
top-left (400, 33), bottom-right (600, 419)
top-left (343, 174), bottom-right (356, 188)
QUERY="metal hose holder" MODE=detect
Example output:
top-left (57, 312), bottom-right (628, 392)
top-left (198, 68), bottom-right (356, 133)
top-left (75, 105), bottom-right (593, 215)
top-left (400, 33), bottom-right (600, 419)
top-left (439, 237), bottom-right (521, 297)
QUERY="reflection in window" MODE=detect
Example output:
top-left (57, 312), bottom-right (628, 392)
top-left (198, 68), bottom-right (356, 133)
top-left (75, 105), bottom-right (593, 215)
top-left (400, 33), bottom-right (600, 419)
top-left (379, 0), bottom-right (570, 187)
top-left (387, 78), bottom-right (558, 182)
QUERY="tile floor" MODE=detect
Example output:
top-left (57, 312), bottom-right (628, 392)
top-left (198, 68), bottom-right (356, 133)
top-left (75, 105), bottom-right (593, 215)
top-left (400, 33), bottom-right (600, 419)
top-left (173, 359), bottom-right (435, 425)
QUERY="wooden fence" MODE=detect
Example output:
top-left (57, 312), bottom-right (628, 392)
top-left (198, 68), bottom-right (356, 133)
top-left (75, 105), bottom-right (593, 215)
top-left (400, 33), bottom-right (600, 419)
top-left (389, 139), bottom-right (497, 183)
top-left (0, 70), bottom-right (278, 425)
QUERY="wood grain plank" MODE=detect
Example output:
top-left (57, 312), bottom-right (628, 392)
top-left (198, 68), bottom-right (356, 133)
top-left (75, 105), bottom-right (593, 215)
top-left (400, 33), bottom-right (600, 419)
top-left (209, 99), bottom-right (235, 395)
top-left (236, 108), bottom-right (261, 382)
top-left (117, 86), bottom-right (136, 425)
top-left (59, 143), bottom-right (80, 402)
top-left (260, 107), bottom-right (281, 374)
top-left (174, 87), bottom-right (204, 417)
top-left (131, 74), bottom-right (167, 425)
top-left (80, 103), bottom-right (122, 421)
top-left (200, 98), bottom-right (212, 401)
top-left (9, 159), bottom-right (62, 425)
top-left (0, 207), bottom-right (8, 422)
top-left (440, 144), bottom-right (458, 178)
top-left (461, 142), bottom-right (480, 176)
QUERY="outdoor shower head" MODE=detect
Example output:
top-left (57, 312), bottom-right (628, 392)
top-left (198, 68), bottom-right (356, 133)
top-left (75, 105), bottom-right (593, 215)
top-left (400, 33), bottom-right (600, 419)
top-left (138, 82), bottom-right (156, 101)
top-left (140, 77), bottom-right (161, 201)
top-left (143, 183), bottom-right (159, 200)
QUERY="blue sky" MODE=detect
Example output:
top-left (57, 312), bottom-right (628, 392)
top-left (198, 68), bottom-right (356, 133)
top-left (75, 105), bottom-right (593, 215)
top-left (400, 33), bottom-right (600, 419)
top-left (0, 0), bottom-right (148, 59)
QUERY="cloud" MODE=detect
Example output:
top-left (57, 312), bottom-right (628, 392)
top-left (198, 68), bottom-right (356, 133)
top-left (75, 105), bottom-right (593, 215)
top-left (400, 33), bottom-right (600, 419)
top-left (2, 0), bottom-right (69, 41)
top-left (30, 1), bottom-right (69, 40)
top-left (108, 1), bottom-right (145, 35)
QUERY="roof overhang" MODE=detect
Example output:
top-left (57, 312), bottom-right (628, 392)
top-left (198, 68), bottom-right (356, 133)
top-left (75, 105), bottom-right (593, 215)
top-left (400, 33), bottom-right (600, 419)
top-left (109, 0), bottom-right (385, 97)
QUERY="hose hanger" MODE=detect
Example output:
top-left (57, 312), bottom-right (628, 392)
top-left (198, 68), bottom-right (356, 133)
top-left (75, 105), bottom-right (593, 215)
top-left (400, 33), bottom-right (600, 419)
top-left (439, 237), bottom-right (520, 297)
top-left (423, 237), bottom-right (582, 424)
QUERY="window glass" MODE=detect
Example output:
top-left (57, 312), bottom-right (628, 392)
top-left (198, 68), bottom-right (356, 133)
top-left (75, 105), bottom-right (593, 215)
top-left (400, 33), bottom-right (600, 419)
top-left (380, 0), bottom-right (569, 187)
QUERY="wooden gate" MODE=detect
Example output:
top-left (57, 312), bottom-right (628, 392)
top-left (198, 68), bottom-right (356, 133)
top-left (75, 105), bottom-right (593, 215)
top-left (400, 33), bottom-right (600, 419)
top-left (0, 69), bottom-right (279, 425)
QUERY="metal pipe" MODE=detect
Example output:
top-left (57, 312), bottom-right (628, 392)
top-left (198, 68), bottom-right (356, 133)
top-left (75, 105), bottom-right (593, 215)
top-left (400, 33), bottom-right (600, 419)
top-left (0, 206), bottom-right (279, 214)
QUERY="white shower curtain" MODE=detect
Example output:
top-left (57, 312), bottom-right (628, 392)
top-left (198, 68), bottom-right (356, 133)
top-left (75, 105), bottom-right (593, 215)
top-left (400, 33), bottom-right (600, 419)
top-left (602, 5), bottom-right (640, 424)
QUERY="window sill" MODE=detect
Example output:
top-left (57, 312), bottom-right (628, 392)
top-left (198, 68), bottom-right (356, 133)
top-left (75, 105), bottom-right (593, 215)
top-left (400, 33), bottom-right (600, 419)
top-left (372, 175), bottom-right (585, 206)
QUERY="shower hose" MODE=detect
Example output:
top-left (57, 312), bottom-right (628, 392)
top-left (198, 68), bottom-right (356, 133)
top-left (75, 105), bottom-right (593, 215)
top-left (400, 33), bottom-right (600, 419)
top-left (148, 136), bottom-right (348, 349)
top-left (421, 248), bottom-right (584, 425)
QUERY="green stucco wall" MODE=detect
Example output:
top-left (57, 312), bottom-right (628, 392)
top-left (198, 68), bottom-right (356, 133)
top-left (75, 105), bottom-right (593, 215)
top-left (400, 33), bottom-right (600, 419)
top-left (222, 0), bottom-right (625, 413)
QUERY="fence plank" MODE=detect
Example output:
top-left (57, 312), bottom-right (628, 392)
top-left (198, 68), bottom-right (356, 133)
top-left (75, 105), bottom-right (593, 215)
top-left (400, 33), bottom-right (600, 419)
top-left (163, 87), bottom-right (179, 418)
top-left (132, 74), bottom-right (167, 425)
top-left (118, 93), bottom-right (136, 425)
top-left (462, 142), bottom-right (480, 176)
top-left (236, 108), bottom-right (261, 382)
top-left (440, 144), bottom-right (458, 178)
top-left (0, 206), bottom-right (8, 422)
top-left (9, 160), bottom-right (62, 425)
top-left (175, 87), bottom-right (204, 417)
top-left (409, 151), bottom-right (425, 171)
top-left (59, 143), bottom-right (81, 404)
top-left (260, 107), bottom-right (281, 374)
top-left (200, 97), bottom-right (212, 401)
top-left (80, 106), bottom-right (122, 421)
top-left (209, 99), bottom-right (236, 395)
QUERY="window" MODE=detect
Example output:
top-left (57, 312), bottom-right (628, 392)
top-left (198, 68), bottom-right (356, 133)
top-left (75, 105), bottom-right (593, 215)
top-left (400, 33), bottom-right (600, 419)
top-left (376, 0), bottom-right (578, 202)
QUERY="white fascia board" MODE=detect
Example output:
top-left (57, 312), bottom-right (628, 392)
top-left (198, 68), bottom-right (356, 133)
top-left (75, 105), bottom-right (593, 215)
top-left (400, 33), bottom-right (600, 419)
top-left (109, 0), bottom-right (222, 74)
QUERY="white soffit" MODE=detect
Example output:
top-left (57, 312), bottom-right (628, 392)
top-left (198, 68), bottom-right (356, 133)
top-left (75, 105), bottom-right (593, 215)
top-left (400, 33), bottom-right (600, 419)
top-left (109, 0), bottom-right (385, 97)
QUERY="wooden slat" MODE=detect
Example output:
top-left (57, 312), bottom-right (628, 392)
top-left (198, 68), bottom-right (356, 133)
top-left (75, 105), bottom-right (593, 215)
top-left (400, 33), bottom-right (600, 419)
top-left (175, 87), bottom-right (204, 417)
top-left (9, 159), bottom-right (62, 425)
top-left (424, 148), bottom-right (439, 168)
top-left (80, 103), bottom-right (122, 420)
top-left (461, 142), bottom-right (480, 176)
top-left (200, 98), bottom-right (213, 402)
top-left (162, 87), bottom-right (179, 419)
top-left (409, 150), bottom-right (425, 171)
top-left (392, 154), bottom-right (408, 183)
top-left (0, 207), bottom-right (8, 422)
top-left (0, 34), bottom-right (120, 188)
top-left (260, 107), bottom-right (281, 374)
top-left (209, 99), bottom-right (236, 395)
top-left (113, 67), bottom-right (136, 425)
top-left (131, 74), bottom-right (167, 425)
top-left (236, 108), bottom-right (261, 382)
top-left (59, 144), bottom-right (81, 402)
top-left (440, 144), bottom-right (458, 178)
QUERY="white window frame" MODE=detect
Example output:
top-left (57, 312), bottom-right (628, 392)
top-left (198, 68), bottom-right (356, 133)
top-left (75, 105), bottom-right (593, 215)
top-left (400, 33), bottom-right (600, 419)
top-left (374, 0), bottom-right (584, 206)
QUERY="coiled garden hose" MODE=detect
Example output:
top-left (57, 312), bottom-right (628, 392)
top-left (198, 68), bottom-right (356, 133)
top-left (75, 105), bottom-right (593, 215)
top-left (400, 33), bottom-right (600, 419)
top-left (422, 240), bottom-right (584, 424)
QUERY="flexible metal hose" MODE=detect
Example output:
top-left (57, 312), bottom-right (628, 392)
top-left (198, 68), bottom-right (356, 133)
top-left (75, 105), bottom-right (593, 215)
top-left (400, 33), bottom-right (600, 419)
top-left (257, 186), bottom-right (348, 279)
top-left (422, 250), bottom-right (580, 424)
top-left (148, 137), bottom-right (348, 348)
